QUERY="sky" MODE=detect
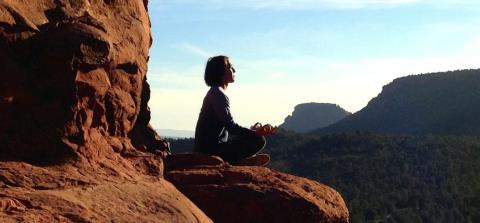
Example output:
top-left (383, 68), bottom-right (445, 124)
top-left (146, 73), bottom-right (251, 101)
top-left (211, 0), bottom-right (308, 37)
top-left (147, 0), bottom-right (480, 132)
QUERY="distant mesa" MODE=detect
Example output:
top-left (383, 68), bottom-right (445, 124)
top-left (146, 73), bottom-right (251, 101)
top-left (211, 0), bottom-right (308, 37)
top-left (279, 103), bottom-right (351, 133)
top-left (314, 69), bottom-right (480, 135)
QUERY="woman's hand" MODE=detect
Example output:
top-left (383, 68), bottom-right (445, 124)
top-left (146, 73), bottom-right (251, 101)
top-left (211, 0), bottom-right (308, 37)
top-left (251, 122), bottom-right (278, 136)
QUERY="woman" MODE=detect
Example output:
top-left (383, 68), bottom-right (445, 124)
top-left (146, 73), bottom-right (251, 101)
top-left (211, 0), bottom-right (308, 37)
top-left (193, 55), bottom-right (277, 165)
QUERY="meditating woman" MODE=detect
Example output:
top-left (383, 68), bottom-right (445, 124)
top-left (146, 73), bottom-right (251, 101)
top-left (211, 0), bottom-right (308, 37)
top-left (193, 55), bottom-right (277, 165)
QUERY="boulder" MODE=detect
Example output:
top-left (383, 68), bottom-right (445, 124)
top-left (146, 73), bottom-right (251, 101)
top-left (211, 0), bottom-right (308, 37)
top-left (166, 153), bottom-right (350, 223)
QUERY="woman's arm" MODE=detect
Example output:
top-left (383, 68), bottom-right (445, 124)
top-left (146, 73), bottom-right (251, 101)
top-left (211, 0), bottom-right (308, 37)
top-left (210, 89), bottom-right (256, 137)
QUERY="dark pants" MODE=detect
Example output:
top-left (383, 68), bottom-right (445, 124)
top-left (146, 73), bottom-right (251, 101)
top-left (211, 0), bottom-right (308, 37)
top-left (209, 135), bottom-right (266, 163)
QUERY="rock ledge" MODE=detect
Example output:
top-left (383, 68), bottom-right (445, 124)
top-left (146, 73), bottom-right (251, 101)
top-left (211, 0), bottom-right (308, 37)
top-left (166, 153), bottom-right (350, 223)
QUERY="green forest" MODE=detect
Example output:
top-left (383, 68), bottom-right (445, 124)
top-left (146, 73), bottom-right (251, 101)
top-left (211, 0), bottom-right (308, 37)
top-left (266, 131), bottom-right (480, 223)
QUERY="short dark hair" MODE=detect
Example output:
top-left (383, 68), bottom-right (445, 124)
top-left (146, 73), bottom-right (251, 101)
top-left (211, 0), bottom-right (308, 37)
top-left (204, 55), bottom-right (229, 86)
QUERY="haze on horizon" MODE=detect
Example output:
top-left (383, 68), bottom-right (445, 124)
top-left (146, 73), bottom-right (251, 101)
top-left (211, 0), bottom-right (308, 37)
top-left (147, 0), bottom-right (480, 132)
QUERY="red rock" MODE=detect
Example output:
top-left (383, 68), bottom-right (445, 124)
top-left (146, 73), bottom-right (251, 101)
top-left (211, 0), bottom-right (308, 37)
top-left (0, 1), bottom-right (211, 222)
top-left (0, 164), bottom-right (211, 223)
top-left (166, 155), bottom-right (350, 223)
top-left (0, 0), bottom-right (166, 164)
top-left (0, 158), bottom-right (212, 222)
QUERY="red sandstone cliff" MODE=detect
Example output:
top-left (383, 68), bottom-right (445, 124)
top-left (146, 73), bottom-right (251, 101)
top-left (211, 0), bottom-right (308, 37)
top-left (0, 0), bottom-right (349, 222)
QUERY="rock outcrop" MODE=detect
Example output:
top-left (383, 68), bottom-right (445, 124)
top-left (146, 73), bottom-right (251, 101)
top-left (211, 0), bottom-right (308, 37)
top-left (166, 153), bottom-right (350, 223)
top-left (0, 0), bottom-right (349, 222)
top-left (0, 0), bottom-right (165, 164)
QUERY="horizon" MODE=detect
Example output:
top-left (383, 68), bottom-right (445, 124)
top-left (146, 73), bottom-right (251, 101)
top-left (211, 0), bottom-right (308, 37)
top-left (147, 0), bottom-right (480, 131)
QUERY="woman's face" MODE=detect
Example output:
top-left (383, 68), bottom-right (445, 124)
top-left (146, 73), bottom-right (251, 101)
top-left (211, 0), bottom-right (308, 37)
top-left (223, 59), bottom-right (236, 84)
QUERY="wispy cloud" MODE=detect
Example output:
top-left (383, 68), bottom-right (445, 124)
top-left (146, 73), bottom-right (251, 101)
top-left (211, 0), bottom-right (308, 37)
top-left (176, 43), bottom-right (212, 58)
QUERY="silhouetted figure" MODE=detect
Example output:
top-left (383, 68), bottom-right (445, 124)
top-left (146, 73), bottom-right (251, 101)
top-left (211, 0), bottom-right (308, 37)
top-left (193, 55), bottom-right (277, 164)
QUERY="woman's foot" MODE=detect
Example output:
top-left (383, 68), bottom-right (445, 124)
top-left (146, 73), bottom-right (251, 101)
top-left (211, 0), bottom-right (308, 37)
top-left (234, 154), bottom-right (270, 166)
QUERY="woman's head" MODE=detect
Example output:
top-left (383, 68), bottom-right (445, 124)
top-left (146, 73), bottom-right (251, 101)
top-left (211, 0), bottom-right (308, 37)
top-left (204, 55), bottom-right (235, 86)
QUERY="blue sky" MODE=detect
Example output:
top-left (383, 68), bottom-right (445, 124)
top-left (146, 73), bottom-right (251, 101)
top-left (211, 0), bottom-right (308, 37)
top-left (147, 0), bottom-right (480, 131)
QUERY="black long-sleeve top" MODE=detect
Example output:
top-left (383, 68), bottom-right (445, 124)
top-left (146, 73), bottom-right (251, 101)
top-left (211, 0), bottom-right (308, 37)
top-left (193, 86), bottom-right (256, 153)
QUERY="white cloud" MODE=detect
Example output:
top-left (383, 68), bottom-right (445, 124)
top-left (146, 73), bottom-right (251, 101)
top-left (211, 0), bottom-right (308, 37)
top-left (176, 43), bottom-right (212, 58)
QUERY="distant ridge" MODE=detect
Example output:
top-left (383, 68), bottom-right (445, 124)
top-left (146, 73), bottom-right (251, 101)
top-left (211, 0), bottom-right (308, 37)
top-left (280, 103), bottom-right (351, 133)
top-left (314, 69), bottom-right (480, 135)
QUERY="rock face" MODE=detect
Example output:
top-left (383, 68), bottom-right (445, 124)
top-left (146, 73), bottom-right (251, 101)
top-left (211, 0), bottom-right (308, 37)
top-left (0, 0), bottom-right (212, 222)
top-left (166, 153), bottom-right (350, 223)
top-left (0, 0), bottom-right (165, 164)
top-left (0, 0), bottom-right (348, 222)
top-left (280, 103), bottom-right (351, 133)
